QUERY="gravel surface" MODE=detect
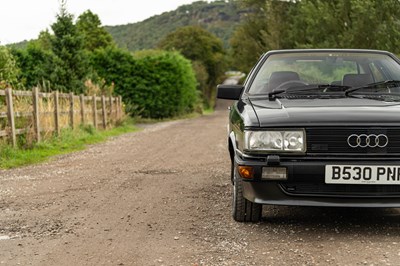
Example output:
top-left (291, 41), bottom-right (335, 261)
top-left (0, 101), bottom-right (400, 265)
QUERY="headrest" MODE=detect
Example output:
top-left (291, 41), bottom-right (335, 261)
top-left (268, 71), bottom-right (300, 91)
top-left (343, 74), bottom-right (373, 87)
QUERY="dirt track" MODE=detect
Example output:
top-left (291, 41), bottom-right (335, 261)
top-left (1, 100), bottom-right (400, 266)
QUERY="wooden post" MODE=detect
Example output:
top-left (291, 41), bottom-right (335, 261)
top-left (115, 96), bottom-right (118, 120)
top-left (54, 90), bottom-right (60, 135)
top-left (93, 95), bottom-right (97, 129)
top-left (101, 95), bottom-right (107, 129)
top-left (69, 92), bottom-right (74, 129)
top-left (119, 96), bottom-right (123, 119)
top-left (109, 96), bottom-right (113, 124)
top-left (5, 88), bottom-right (16, 147)
top-left (80, 94), bottom-right (85, 125)
top-left (32, 87), bottom-right (41, 142)
top-left (115, 97), bottom-right (119, 120)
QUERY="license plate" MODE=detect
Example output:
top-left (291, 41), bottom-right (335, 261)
top-left (325, 165), bottom-right (400, 185)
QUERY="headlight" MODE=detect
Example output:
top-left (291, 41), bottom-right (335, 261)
top-left (245, 130), bottom-right (305, 153)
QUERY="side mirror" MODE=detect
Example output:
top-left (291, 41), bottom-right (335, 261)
top-left (217, 84), bottom-right (244, 100)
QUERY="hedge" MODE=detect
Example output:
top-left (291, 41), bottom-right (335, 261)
top-left (91, 47), bottom-right (198, 118)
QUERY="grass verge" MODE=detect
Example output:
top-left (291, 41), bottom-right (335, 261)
top-left (134, 108), bottom-right (214, 124)
top-left (0, 119), bottom-right (138, 169)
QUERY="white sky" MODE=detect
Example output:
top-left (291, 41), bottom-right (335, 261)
top-left (1, 0), bottom-right (204, 45)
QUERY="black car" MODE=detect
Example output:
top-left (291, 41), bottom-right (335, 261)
top-left (218, 49), bottom-right (400, 222)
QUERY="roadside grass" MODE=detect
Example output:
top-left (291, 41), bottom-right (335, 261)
top-left (134, 107), bottom-right (215, 124)
top-left (202, 108), bottom-right (214, 115)
top-left (0, 119), bottom-right (138, 169)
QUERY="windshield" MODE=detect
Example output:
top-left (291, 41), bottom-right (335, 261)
top-left (249, 52), bottom-right (400, 95)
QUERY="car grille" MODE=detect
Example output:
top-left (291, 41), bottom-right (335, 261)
top-left (280, 182), bottom-right (400, 197)
top-left (306, 127), bottom-right (400, 155)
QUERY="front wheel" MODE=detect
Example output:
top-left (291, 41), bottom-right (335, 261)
top-left (232, 163), bottom-right (262, 222)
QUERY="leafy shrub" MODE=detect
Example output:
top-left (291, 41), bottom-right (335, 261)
top-left (0, 46), bottom-right (21, 89)
top-left (92, 48), bottom-right (198, 118)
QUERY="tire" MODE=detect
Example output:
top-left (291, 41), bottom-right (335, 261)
top-left (232, 162), bottom-right (262, 222)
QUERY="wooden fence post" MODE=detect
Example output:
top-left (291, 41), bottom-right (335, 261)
top-left (69, 92), bottom-right (74, 129)
top-left (80, 94), bottom-right (85, 125)
top-left (93, 95), bottom-right (97, 129)
top-left (32, 87), bottom-right (41, 142)
top-left (115, 96), bottom-right (119, 120)
top-left (5, 88), bottom-right (16, 147)
top-left (101, 95), bottom-right (107, 129)
top-left (119, 96), bottom-right (123, 119)
top-left (109, 96), bottom-right (113, 124)
top-left (114, 97), bottom-right (119, 120)
top-left (54, 90), bottom-right (60, 135)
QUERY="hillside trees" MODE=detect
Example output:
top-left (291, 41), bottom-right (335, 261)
top-left (158, 26), bottom-right (226, 107)
top-left (105, 0), bottom-right (242, 51)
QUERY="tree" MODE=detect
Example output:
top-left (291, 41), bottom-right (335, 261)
top-left (76, 10), bottom-right (114, 51)
top-left (290, 0), bottom-right (400, 51)
top-left (231, 0), bottom-right (400, 73)
top-left (36, 30), bottom-right (53, 51)
top-left (50, 1), bottom-right (88, 93)
top-left (0, 46), bottom-right (20, 89)
top-left (158, 26), bottom-right (226, 107)
top-left (230, 0), bottom-right (296, 72)
top-left (12, 42), bottom-right (56, 89)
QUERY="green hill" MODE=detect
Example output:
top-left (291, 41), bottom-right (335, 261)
top-left (105, 0), bottom-right (245, 51)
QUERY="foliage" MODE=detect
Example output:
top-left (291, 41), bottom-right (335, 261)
top-left (76, 10), bottom-right (115, 51)
top-left (91, 48), bottom-right (198, 118)
top-left (50, 2), bottom-right (89, 93)
top-left (191, 60), bottom-right (209, 100)
top-left (36, 30), bottom-right (53, 51)
top-left (231, 0), bottom-right (400, 73)
top-left (11, 42), bottom-right (56, 89)
top-left (230, 0), bottom-right (296, 72)
top-left (290, 0), bottom-right (400, 51)
top-left (90, 46), bottom-right (135, 96)
top-left (158, 26), bottom-right (226, 107)
top-left (0, 46), bottom-right (21, 89)
top-left (105, 0), bottom-right (244, 51)
top-left (131, 51), bottom-right (198, 118)
top-left (11, 5), bottom-right (117, 94)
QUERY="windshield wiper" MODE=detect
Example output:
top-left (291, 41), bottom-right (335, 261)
top-left (268, 89), bottom-right (286, 100)
top-left (287, 84), bottom-right (350, 94)
top-left (268, 84), bottom-right (350, 100)
top-left (345, 80), bottom-right (400, 96)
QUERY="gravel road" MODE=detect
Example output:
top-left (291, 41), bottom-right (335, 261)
top-left (1, 100), bottom-right (400, 266)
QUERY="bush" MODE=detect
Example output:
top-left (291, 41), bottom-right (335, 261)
top-left (92, 48), bottom-right (198, 119)
top-left (0, 46), bottom-right (21, 89)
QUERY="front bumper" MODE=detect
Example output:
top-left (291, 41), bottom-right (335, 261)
top-left (235, 153), bottom-right (400, 207)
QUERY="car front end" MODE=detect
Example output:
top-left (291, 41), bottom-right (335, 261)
top-left (218, 49), bottom-right (400, 222)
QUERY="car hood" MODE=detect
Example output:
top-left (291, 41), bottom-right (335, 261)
top-left (249, 97), bottom-right (400, 127)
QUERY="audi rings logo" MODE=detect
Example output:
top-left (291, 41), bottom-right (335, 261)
top-left (347, 134), bottom-right (389, 148)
